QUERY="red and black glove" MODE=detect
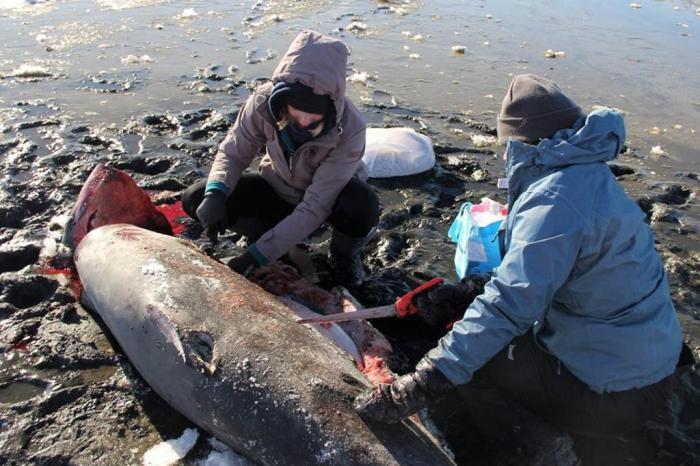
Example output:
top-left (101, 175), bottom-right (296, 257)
top-left (354, 359), bottom-right (455, 423)
top-left (413, 278), bottom-right (484, 328)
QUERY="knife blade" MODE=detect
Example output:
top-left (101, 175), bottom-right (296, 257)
top-left (296, 277), bottom-right (444, 324)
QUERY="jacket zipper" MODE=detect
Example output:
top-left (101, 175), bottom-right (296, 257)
top-left (286, 125), bottom-right (343, 175)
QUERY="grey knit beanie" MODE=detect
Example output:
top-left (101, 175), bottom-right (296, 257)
top-left (497, 74), bottom-right (585, 145)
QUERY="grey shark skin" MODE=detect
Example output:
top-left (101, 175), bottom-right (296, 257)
top-left (75, 224), bottom-right (454, 465)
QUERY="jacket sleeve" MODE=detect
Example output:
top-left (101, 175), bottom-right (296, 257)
top-left (207, 94), bottom-right (267, 195)
top-left (254, 128), bottom-right (366, 261)
top-left (426, 188), bottom-right (586, 385)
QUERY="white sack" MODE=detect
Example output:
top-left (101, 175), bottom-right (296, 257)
top-left (362, 127), bottom-right (435, 178)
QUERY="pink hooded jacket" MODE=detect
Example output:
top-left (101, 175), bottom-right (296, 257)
top-left (206, 30), bottom-right (367, 261)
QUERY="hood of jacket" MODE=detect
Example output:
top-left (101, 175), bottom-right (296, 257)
top-left (504, 108), bottom-right (626, 206)
top-left (271, 30), bottom-right (348, 125)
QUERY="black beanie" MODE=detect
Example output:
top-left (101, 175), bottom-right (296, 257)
top-left (270, 81), bottom-right (330, 116)
top-left (286, 88), bottom-right (331, 115)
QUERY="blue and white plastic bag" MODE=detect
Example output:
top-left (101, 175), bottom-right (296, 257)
top-left (448, 198), bottom-right (507, 278)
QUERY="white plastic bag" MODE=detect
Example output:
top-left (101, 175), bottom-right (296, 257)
top-left (362, 127), bottom-right (435, 178)
top-left (448, 198), bottom-right (508, 278)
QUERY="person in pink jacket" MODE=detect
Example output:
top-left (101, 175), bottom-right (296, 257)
top-left (182, 30), bottom-right (379, 286)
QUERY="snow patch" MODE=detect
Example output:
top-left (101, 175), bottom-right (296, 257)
top-left (199, 437), bottom-right (252, 466)
top-left (142, 428), bottom-right (199, 466)
top-left (142, 259), bottom-right (167, 276)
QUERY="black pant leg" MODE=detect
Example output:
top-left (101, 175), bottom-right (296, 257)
top-left (224, 173), bottom-right (295, 224)
top-left (456, 333), bottom-right (674, 465)
top-left (181, 173), bottom-right (295, 231)
top-left (326, 177), bottom-right (380, 237)
top-left (181, 179), bottom-right (207, 220)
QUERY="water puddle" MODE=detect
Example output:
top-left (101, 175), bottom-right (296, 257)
top-left (0, 378), bottom-right (48, 404)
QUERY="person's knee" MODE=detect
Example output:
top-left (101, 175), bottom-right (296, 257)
top-left (332, 179), bottom-right (380, 236)
top-left (181, 180), bottom-right (207, 220)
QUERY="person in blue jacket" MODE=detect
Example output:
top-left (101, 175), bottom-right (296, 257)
top-left (354, 74), bottom-right (684, 464)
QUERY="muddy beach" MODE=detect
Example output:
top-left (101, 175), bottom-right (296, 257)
top-left (1, 0), bottom-right (699, 465)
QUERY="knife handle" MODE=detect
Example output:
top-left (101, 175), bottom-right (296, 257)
top-left (395, 277), bottom-right (444, 318)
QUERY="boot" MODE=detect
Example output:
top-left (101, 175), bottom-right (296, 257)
top-left (328, 228), bottom-right (374, 287)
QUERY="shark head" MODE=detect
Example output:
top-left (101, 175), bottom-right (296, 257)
top-left (63, 164), bottom-right (173, 249)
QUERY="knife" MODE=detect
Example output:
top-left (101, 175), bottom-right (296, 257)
top-left (296, 277), bottom-right (444, 324)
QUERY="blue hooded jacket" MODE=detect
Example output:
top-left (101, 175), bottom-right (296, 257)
top-left (426, 108), bottom-right (682, 394)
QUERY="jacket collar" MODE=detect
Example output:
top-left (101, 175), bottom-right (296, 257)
top-left (504, 108), bottom-right (626, 207)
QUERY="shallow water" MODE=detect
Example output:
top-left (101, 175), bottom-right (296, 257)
top-left (1, 0), bottom-right (699, 170)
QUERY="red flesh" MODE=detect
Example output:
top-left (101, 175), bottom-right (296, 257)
top-left (154, 201), bottom-right (188, 236)
top-left (64, 164), bottom-right (172, 249)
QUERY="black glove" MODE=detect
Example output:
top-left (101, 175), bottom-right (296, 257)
top-left (227, 250), bottom-right (261, 277)
top-left (414, 279), bottom-right (481, 328)
top-left (354, 359), bottom-right (454, 423)
top-left (195, 191), bottom-right (228, 243)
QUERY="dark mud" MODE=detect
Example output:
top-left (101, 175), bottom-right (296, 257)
top-left (0, 84), bottom-right (697, 464)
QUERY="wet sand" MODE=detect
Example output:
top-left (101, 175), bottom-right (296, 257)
top-left (0, 1), bottom-right (698, 464)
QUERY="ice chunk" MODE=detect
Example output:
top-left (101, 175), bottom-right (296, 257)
top-left (629, 3), bottom-right (642, 9)
top-left (544, 49), bottom-right (565, 58)
top-left (179, 8), bottom-right (198, 19)
top-left (199, 437), bottom-right (252, 466)
top-left (650, 146), bottom-right (666, 158)
top-left (10, 64), bottom-right (52, 78)
top-left (121, 54), bottom-right (154, 64)
top-left (143, 428), bottom-right (199, 466)
top-left (451, 45), bottom-right (467, 54)
top-left (347, 70), bottom-right (376, 86)
top-left (471, 134), bottom-right (497, 147)
top-left (347, 22), bottom-right (367, 32)
top-left (98, 0), bottom-right (169, 10)
top-left (390, 6), bottom-right (408, 15)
